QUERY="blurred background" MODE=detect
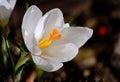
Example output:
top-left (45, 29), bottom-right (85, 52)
top-left (9, 0), bottom-right (120, 82)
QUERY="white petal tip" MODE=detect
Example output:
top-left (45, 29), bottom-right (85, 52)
top-left (85, 27), bottom-right (93, 38)
top-left (29, 5), bottom-right (38, 9)
top-left (32, 55), bottom-right (63, 72)
top-left (47, 63), bottom-right (63, 72)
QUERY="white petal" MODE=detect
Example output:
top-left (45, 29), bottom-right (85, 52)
top-left (0, 0), bottom-right (16, 27)
top-left (32, 55), bottom-right (63, 72)
top-left (53, 27), bottom-right (93, 48)
top-left (22, 5), bottom-right (42, 34)
top-left (41, 43), bottom-right (78, 62)
top-left (0, 0), bottom-right (10, 9)
top-left (43, 8), bottom-right (64, 37)
top-left (34, 13), bottom-right (49, 42)
top-left (63, 23), bottom-right (70, 28)
top-left (22, 5), bottom-right (42, 55)
top-left (9, 0), bottom-right (16, 9)
top-left (0, 6), bottom-right (11, 27)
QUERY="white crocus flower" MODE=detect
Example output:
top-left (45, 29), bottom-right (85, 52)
top-left (22, 5), bottom-right (93, 72)
top-left (0, 0), bottom-right (16, 27)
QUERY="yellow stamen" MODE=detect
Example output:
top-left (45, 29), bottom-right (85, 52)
top-left (38, 28), bottom-right (61, 49)
top-left (38, 38), bottom-right (52, 49)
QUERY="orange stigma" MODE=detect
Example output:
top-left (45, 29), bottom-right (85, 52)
top-left (38, 28), bottom-right (61, 49)
top-left (49, 28), bottom-right (61, 40)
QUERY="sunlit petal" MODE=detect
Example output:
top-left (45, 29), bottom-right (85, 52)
top-left (0, 0), bottom-right (10, 9)
top-left (9, 0), bottom-right (16, 9)
top-left (0, 0), bottom-right (16, 27)
top-left (34, 13), bottom-right (49, 42)
top-left (43, 8), bottom-right (64, 37)
top-left (0, 7), bottom-right (10, 27)
top-left (22, 5), bottom-right (42, 55)
top-left (53, 27), bottom-right (93, 48)
top-left (63, 23), bottom-right (70, 28)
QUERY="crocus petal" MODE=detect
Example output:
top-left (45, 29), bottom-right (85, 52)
top-left (53, 27), bottom-right (93, 48)
top-left (43, 8), bottom-right (64, 37)
top-left (0, 0), bottom-right (11, 27)
top-left (22, 5), bottom-right (42, 55)
top-left (0, 7), bottom-right (10, 27)
top-left (0, 0), bottom-right (10, 9)
top-left (63, 23), bottom-right (70, 28)
top-left (0, 0), bottom-right (16, 27)
top-left (9, 0), bottom-right (16, 9)
top-left (41, 43), bottom-right (78, 62)
top-left (32, 55), bottom-right (63, 72)
top-left (34, 13), bottom-right (49, 42)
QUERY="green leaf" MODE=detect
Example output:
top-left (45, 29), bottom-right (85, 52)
top-left (15, 52), bottom-right (30, 82)
top-left (1, 36), bottom-right (8, 66)
top-left (0, 35), bottom-right (4, 67)
top-left (6, 40), bottom-right (15, 71)
top-left (15, 64), bottom-right (28, 82)
top-left (15, 52), bottom-right (30, 72)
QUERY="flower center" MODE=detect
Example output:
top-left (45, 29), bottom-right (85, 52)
top-left (38, 28), bottom-right (61, 49)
